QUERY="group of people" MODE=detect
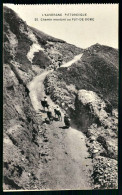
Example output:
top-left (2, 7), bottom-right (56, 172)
top-left (41, 96), bottom-right (71, 128)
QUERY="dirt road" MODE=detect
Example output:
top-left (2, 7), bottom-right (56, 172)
top-left (27, 54), bottom-right (93, 190)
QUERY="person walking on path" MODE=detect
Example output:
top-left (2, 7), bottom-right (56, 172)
top-left (43, 96), bottom-right (48, 106)
top-left (47, 106), bottom-right (53, 123)
top-left (54, 106), bottom-right (62, 121)
top-left (58, 56), bottom-right (63, 68)
top-left (64, 114), bottom-right (71, 128)
top-left (41, 96), bottom-right (49, 111)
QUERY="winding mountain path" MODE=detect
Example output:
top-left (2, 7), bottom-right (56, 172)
top-left (27, 54), bottom-right (93, 190)
top-left (61, 53), bottom-right (83, 68)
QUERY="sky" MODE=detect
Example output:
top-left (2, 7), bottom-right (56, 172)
top-left (4, 4), bottom-right (118, 49)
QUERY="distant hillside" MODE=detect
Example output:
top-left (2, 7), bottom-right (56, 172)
top-left (83, 43), bottom-right (118, 68)
top-left (45, 43), bottom-right (118, 108)
top-left (30, 26), bottom-right (66, 43)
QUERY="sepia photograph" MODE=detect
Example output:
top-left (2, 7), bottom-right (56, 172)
top-left (3, 4), bottom-right (118, 191)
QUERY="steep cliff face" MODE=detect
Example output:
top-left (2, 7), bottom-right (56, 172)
top-left (3, 6), bottom-right (84, 190)
top-left (3, 7), bottom-right (39, 189)
top-left (3, 61), bottom-right (42, 189)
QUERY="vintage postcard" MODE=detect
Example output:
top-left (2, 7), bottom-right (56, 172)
top-left (3, 4), bottom-right (118, 191)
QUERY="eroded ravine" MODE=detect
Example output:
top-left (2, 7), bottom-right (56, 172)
top-left (27, 54), bottom-right (93, 190)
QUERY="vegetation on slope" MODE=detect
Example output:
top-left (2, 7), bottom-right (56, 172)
top-left (31, 26), bottom-right (83, 65)
top-left (44, 44), bottom-right (118, 189)
top-left (45, 44), bottom-right (118, 108)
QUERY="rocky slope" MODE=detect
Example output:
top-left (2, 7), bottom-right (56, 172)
top-left (3, 5), bottom-right (118, 190)
top-left (31, 26), bottom-right (83, 66)
top-left (45, 43), bottom-right (118, 108)
top-left (3, 6), bottom-right (84, 190)
top-left (44, 44), bottom-right (118, 189)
